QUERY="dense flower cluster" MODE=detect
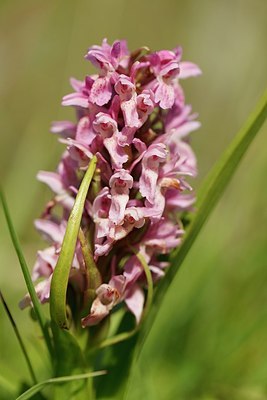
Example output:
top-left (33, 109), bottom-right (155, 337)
top-left (21, 39), bottom-right (201, 326)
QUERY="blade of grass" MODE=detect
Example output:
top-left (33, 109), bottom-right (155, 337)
top-left (0, 190), bottom-right (53, 358)
top-left (50, 155), bottom-right (97, 329)
top-left (135, 88), bottom-right (267, 356)
top-left (15, 370), bottom-right (106, 400)
top-left (121, 89), bottom-right (267, 400)
top-left (0, 290), bottom-right (37, 384)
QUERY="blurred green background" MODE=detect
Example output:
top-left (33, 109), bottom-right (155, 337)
top-left (1, 0), bottom-right (267, 399)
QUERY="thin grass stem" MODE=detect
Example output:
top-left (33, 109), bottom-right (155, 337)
top-left (0, 190), bottom-right (53, 359)
top-left (0, 290), bottom-right (37, 384)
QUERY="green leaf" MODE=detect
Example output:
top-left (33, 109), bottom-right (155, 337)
top-left (51, 321), bottom-right (85, 376)
top-left (135, 89), bottom-right (267, 355)
top-left (0, 190), bottom-right (53, 358)
top-left (50, 156), bottom-right (97, 329)
top-left (15, 371), bottom-right (106, 400)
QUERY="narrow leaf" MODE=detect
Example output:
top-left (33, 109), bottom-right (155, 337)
top-left (50, 156), bottom-right (97, 329)
top-left (0, 190), bottom-right (53, 358)
top-left (0, 290), bottom-right (37, 384)
top-left (15, 371), bottom-right (106, 400)
top-left (136, 88), bottom-right (267, 354)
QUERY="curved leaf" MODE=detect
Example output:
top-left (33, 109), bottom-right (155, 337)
top-left (16, 371), bottom-right (106, 400)
top-left (50, 156), bottom-right (97, 329)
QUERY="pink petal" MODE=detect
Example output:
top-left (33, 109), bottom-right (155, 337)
top-left (123, 256), bottom-right (143, 286)
top-left (50, 121), bottom-right (76, 138)
top-left (139, 144), bottom-right (167, 204)
top-left (19, 276), bottom-right (52, 309)
top-left (109, 170), bottom-right (133, 224)
top-left (89, 75), bottom-right (112, 106)
top-left (37, 171), bottom-right (63, 194)
top-left (32, 246), bottom-right (57, 281)
top-left (154, 81), bottom-right (175, 109)
top-left (179, 62), bottom-right (202, 79)
top-left (125, 285), bottom-right (145, 324)
top-left (75, 116), bottom-right (94, 144)
top-left (62, 93), bottom-right (89, 108)
top-left (121, 96), bottom-right (139, 127)
top-left (171, 121), bottom-right (201, 140)
top-left (81, 298), bottom-right (109, 327)
top-left (70, 77), bottom-right (84, 91)
top-left (34, 219), bottom-right (64, 243)
top-left (104, 136), bottom-right (128, 169)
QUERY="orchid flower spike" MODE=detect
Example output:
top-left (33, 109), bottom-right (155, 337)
top-left (21, 39), bottom-right (201, 328)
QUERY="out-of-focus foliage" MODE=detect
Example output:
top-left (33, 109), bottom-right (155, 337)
top-left (0, 1), bottom-right (267, 399)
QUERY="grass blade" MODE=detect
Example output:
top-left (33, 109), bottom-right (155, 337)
top-left (0, 190), bottom-right (53, 358)
top-left (0, 290), bottom-right (37, 384)
top-left (15, 370), bottom-right (106, 400)
top-left (50, 156), bottom-right (97, 329)
top-left (135, 88), bottom-right (267, 354)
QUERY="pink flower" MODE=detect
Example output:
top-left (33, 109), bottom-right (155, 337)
top-left (149, 50), bottom-right (180, 109)
top-left (115, 75), bottom-right (139, 128)
top-left (109, 169), bottom-right (133, 224)
top-left (62, 77), bottom-right (93, 108)
top-left (24, 39), bottom-right (201, 328)
top-left (148, 47), bottom-right (201, 109)
top-left (81, 275), bottom-right (125, 326)
top-left (85, 39), bottom-right (129, 106)
top-left (139, 143), bottom-right (168, 204)
top-left (93, 112), bottom-right (128, 168)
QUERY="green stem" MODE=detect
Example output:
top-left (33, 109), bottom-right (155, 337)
top-left (78, 228), bottom-right (101, 306)
top-left (50, 156), bottom-right (97, 329)
top-left (95, 329), bottom-right (138, 350)
top-left (0, 290), bottom-right (37, 384)
top-left (0, 190), bottom-right (53, 358)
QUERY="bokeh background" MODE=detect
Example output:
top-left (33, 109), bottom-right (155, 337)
top-left (1, 0), bottom-right (267, 399)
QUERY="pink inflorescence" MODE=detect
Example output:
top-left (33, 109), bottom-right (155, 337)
top-left (21, 39), bottom-right (201, 326)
